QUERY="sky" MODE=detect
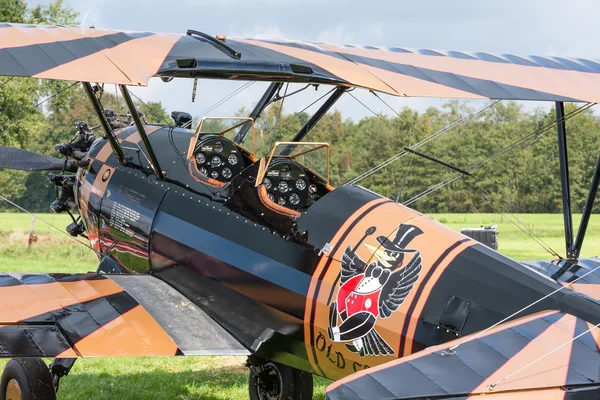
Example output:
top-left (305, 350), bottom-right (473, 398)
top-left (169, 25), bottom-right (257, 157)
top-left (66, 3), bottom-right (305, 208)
top-left (31, 0), bottom-right (600, 122)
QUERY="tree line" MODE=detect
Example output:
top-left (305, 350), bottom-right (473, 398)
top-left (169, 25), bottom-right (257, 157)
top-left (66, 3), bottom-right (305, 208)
top-left (2, 1), bottom-right (600, 215)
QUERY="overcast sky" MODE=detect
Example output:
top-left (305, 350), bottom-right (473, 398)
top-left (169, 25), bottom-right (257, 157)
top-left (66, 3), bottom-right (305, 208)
top-left (31, 0), bottom-right (600, 121)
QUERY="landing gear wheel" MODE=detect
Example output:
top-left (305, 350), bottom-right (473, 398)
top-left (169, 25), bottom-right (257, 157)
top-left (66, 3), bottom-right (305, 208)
top-left (0, 358), bottom-right (56, 400)
top-left (248, 361), bottom-right (313, 400)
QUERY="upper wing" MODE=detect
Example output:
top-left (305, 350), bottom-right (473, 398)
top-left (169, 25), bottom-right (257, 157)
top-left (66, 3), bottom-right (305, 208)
top-left (379, 251), bottom-right (422, 318)
top-left (341, 245), bottom-right (366, 284)
top-left (3, 23), bottom-right (600, 101)
top-left (326, 311), bottom-right (600, 400)
top-left (0, 273), bottom-right (248, 358)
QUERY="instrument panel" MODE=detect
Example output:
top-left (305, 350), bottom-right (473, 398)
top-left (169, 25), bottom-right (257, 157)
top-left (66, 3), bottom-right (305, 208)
top-left (193, 134), bottom-right (246, 183)
top-left (263, 158), bottom-right (328, 211)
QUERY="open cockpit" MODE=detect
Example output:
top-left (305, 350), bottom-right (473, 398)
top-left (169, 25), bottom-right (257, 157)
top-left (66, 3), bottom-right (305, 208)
top-left (185, 117), bottom-right (333, 219)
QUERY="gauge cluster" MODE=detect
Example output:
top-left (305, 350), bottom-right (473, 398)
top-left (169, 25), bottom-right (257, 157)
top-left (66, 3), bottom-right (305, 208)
top-left (263, 158), bottom-right (327, 211)
top-left (193, 135), bottom-right (245, 183)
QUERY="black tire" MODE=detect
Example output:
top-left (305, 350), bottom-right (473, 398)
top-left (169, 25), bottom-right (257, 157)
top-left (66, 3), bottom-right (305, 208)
top-left (248, 361), bottom-right (312, 400)
top-left (0, 358), bottom-right (56, 400)
top-left (293, 369), bottom-right (313, 400)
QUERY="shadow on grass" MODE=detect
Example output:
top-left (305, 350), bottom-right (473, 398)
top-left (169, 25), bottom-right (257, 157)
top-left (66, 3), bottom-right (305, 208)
top-left (57, 364), bottom-right (329, 400)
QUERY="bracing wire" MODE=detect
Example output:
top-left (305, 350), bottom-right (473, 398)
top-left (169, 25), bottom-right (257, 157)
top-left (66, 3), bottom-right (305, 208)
top-left (266, 83), bottom-right (289, 151)
top-left (403, 102), bottom-right (595, 206)
top-left (346, 96), bottom-right (501, 185)
top-left (471, 179), bottom-right (559, 258)
top-left (488, 319), bottom-right (600, 390)
top-left (0, 76), bottom-right (15, 88)
top-left (0, 194), bottom-right (100, 257)
top-left (199, 81), bottom-right (254, 117)
top-left (30, 81), bottom-right (79, 112)
top-left (255, 86), bottom-right (337, 148)
top-left (450, 261), bottom-right (600, 354)
top-left (127, 89), bottom-right (173, 126)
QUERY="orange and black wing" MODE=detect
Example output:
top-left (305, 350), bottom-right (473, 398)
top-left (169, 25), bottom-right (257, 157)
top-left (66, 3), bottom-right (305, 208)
top-left (326, 311), bottom-right (600, 399)
top-left (3, 23), bottom-right (600, 102)
top-left (0, 273), bottom-right (248, 358)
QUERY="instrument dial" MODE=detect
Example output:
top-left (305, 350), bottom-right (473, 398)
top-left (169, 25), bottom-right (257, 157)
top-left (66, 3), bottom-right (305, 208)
top-left (210, 156), bottom-right (222, 168)
top-left (195, 152), bottom-right (206, 165)
top-left (213, 141), bottom-right (223, 152)
top-left (268, 193), bottom-right (275, 202)
top-left (222, 167), bottom-right (232, 179)
top-left (199, 167), bottom-right (208, 176)
top-left (210, 170), bottom-right (219, 179)
top-left (278, 197), bottom-right (286, 206)
top-left (281, 165), bottom-right (291, 178)
top-left (296, 179), bottom-right (306, 191)
top-left (309, 184), bottom-right (318, 194)
top-left (278, 181), bottom-right (289, 193)
top-left (228, 154), bottom-right (238, 165)
top-left (289, 193), bottom-right (300, 205)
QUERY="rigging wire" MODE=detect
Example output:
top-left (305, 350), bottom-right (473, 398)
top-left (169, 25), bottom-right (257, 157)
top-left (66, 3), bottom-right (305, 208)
top-left (0, 76), bottom-right (15, 88)
top-left (403, 102), bottom-right (595, 206)
top-left (488, 318), bottom-right (600, 390)
top-left (368, 90), bottom-right (423, 202)
top-left (0, 193), bottom-right (100, 257)
top-left (346, 96), bottom-right (501, 185)
top-left (256, 86), bottom-right (337, 148)
top-left (471, 179), bottom-right (559, 258)
top-left (266, 84), bottom-right (311, 108)
top-left (266, 83), bottom-right (289, 151)
top-left (29, 81), bottom-right (79, 112)
top-left (449, 261), bottom-right (600, 354)
top-left (127, 89), bottom-right (173, 126)
top-left (199, 81), bottom-right (254, 117)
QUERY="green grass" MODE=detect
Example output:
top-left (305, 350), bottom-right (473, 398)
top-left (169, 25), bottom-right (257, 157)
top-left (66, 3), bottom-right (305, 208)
top-left (0, 211), bottom-right (596, 398)
top-left (430, 213), bottom-right (600, 260)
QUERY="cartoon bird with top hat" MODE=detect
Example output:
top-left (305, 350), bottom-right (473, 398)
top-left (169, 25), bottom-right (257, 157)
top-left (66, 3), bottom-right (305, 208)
top-left (328, 224), bottom-right (423, 356)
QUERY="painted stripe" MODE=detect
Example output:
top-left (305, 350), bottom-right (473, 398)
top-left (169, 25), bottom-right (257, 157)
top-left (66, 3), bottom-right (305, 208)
top-left (335, 51), bottom-right (581, 102)
top-left (68, 304), bottom-right (178, 357)
top-left (399, 238), bottom-right (473, 356)
top-left (0, 31), bottom-right (153, 77)
top-left (471, 314), bottom-right (577, 393)
top-left (305, 199), bottom-right (391, 375)
top-left (326, 310), bottom-right (559, 395)
top-left (0, 277), bottom-right (125, 322)
top-left (153, 211), bottom-right (311, 296)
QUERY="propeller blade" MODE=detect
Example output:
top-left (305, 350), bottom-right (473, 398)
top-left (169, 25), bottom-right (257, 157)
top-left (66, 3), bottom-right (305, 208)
top-left (0, 146), bottom-right (70, 171)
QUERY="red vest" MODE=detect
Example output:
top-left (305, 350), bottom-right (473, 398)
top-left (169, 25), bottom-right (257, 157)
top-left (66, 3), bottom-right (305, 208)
top-left (337, 274), bottom-right (381, 318)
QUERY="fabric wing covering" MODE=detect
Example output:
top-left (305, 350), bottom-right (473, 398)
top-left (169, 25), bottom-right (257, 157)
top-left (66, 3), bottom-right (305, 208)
top-left (0, 273), bottom-right (248, 357)
top-left (3, 23), bottom-right (600, 101)
top-left (326, 310), bottom-right (600, 400)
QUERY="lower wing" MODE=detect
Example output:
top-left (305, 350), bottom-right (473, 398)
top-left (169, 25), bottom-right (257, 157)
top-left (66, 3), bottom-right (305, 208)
top-left (326, 310), bottom-right (600, 399)
top-left (0, 273), bottom-right (248, 358)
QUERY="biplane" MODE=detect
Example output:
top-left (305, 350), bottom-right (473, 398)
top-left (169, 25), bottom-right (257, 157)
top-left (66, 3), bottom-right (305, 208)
top-left (1, 23), bottom-right (600, 400)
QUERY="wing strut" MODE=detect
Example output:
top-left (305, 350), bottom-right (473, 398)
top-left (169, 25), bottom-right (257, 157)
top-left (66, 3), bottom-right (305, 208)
top-left (235, 82), bottom-right (283, 144)
top-left (556, 102), bottom-right (574, 258)
top-left (82, 83), bottom-right (126, 165)
top-left (119, 85), bottom-right (165, 180)
top-left (289, 86), bottom-right (346, 144)
top-left (573, 155), bottom-right (600, 258)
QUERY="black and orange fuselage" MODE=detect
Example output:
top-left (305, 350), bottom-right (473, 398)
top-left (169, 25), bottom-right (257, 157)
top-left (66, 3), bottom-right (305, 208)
top-left (75, 125), bottom-right (600, 380)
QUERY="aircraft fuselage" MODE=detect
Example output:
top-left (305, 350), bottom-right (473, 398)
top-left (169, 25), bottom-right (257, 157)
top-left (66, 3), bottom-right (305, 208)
top-left (75, 125), bottom-right (600, 380)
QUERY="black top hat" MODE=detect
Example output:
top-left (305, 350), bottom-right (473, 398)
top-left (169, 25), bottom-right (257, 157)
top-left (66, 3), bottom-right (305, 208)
top-left (376, 224), bottom-right (424, 253)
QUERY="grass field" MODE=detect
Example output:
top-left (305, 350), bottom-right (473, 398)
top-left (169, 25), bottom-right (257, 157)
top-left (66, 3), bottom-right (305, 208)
top-left (0, 211), bottom-right (597, 399)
